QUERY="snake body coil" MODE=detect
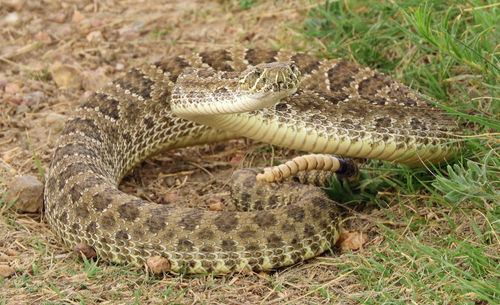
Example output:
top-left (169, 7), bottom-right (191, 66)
top-left (45, 49), bottom-right (461, 274)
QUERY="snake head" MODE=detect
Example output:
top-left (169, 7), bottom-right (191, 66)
top-left (239, 62), bottom-right (301, 95)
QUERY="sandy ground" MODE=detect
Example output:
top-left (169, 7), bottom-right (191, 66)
top-left (0, 1), bottom-right (374, 304)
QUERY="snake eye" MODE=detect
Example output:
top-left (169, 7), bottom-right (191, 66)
top-left (254, 69), bottom-right (261, 77)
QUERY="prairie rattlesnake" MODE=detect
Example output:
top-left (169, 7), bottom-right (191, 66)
top-left (45, 49), bottom-right (461, 274)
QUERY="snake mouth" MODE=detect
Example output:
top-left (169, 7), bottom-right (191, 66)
top-left (244, 87), bottom-right (298, 105)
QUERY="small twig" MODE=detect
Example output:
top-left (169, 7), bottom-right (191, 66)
top-left (186, 161), bottom-right (215, 179)
top-left (267, 291), bottom-right (299, 304)
top-left (289, 268), bottom-right (360, 303)
top-left (463, 2), bottom-right (500, 12)
top-left (0, 42), bottom-right (41, 63)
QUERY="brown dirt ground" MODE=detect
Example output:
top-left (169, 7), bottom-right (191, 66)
top-left (0, 0), bottom-right (447, 304)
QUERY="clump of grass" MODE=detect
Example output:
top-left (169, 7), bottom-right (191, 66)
top-left (27, 64), bottom-right (51, 81)
top-left (239, 0), bottom-right (259, 10)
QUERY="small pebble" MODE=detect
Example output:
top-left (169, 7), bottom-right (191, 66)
top-left (22, 91), bottom-right (48, 106)
top-left (72, 10), bottom-right (85, 23)
top-left (34, 31), bottom-right (51, 43)
top-left (0, 265), bottom-right (16, 278)
top-left (84, 3), bottom-right (94, 12)
top-left (15, 104), bottom-right (30, 115)
top-left (6, 249), bottom-right (18, 256)
top-left (81, 68), bottom-right (109, 91)
top-left (337, 231), bottom-right (368, 252)
top-left (78, 21), bottom-right (91, 34)
top-left (48, 12), bottom-right (66, 23)
top-left (49, 62), bottom-right (82, 89)
top-left (26, 1), bottom-right (42, 9)
top-left (133, 21), bottom-right (144, 31)
top-left (163, 193), bottom-right (178, 203)
top-left (209, 202), bottom-right (223, 211)
top-left (118, 26), bottom-right (140, 39)
top-left (86, 30), bottom-right (103, 42)
top-left (55, 25), bottom-right (73, 37)
top-left (45, 112), bottom-right (68, 124)
top-left (5, 83), bottom-right (20, 95)
top-left (230, 154), bottom-right (244, 167)
top-left (4, 0), bottom-right (24, 10)
top-left (147, 256), bottom-right (170, 274)
top-left (5, 12), bottom-right (20, 26)
top-left (90, 19), bottom-right (103, 28)
top-left (5, 175), bottom-right (44, 213)
top-left (227, 139), bottom-right (247, 147)
top-left (206, 196), bottom-right (223, 205)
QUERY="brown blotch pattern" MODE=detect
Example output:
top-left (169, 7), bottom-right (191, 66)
top-left (358, 73), bottom-right (392, 97)
top-left (115, 230), bottom-right (130, 240)
top-left (116, 69), bottom-right (154, 100)
top-left (86, 221), bottom-right (98, 234)
top-left (245, 48), bottom-right (278, 65)
top-left (220, 239), bottom-right (237, 252)
top-left (253, 211), bottom-right (277, 228)
top-left (215, 212), bottom-right (239, 232)
top-left (145, 208), bottom-right (169, 234)
top-left (291, 52), bottom-right (321, 74)
top-left (58, 211), bottom-right (69, 225)
top-left (199, 50), bottom-right (234, 71)
top-left (58, 162), bottom-right (86, 191)
top-left (178, 210), bottom-right (204, 231)
top-left (92, 189), bottom-right (117, 212)
top-left (266, 233), bottom-right (283, 248)
top-left (99, 98), bottom-right (121, 120)
top-left (238, 225), bottom-right (257, 239)
top-left (374, 117), bottom-right (393, 128)
top-left (197, 69), bottom-right (216, 78)
top-left (117, 200), bottom-right (142, 222)
top-left (100, 214), bottom-right (117, 230)
top-left (62, 118), bottom-right (103, 142)
top-left (69, 184), bottom-right (84, 204)
top-left (197, 229), bottom-right (215, 240)
top-left (177, 239), bottom-right (194, 252)
top-left (303, 224), bottom-right (316, 238)
top-left (71, 222), bottom-right (81, 233)
top-left (327, 59), bottom-right (359, 92)
top-left (286, 205), bottom-right (305, 222)
top-left (75, 204), bottom-right (90, 219)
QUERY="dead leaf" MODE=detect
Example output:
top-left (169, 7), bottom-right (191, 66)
top-left (74, 244), bottom-right (97, 260)
top-left (337, 230), bottom-right (368, 252)
top-left (147, 256), bottom-right (171, 274)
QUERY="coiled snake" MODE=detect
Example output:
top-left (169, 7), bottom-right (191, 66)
top-left (44, 49), bottom-right (461, 274)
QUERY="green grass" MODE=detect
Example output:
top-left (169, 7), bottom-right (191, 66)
top-left (239, 0), bottom-right (259, 10)
top-left (301, 0), bottom-right (500, 303)
top-left (302, 1), bottom-right (500, 304)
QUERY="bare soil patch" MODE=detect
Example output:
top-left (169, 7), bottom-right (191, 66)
top-left (0, 0), bottom-right (371, 304)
